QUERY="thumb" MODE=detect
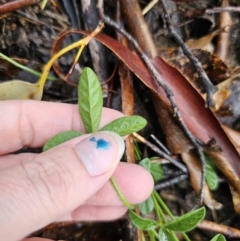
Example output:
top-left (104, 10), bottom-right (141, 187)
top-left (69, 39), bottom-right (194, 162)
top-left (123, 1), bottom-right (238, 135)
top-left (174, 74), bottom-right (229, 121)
top-left (0, 131), bottom-right (124, 241)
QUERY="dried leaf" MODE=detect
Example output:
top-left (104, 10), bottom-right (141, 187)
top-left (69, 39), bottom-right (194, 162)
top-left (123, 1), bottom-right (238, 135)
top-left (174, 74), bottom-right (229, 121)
top-left (186, 29), bottom-right (223, 50)
top-left (159, 49), bottom-right (230, 91)
top-left (229, 185), bottom-right (240, 214)
top-left (118, 36), bottom-right (135, 163)
top-left (0, 80), bottom-right (42, 100)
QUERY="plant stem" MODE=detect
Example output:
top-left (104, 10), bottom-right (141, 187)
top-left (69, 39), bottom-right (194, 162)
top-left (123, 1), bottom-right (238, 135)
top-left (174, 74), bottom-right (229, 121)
top-left (182, 232), bottom-right (191, 241)
top-left (153, 190), bottom-right (174, 219)
top-left (38, 22), bottom-right (104, 90)
top-left (151, 192), bottom-right (165, 224)
top-left (0, 53), bottom-right (58, 81)
top-left (152, 229), bottom-right (159, 238)
top-left (153, 190), bottom-right (191, 241)
top-left (141, 231), bottom-right (146, 241)
top-left (147, 230), bottom-right (156, 241)
top-left (41, 0), bottom-right (48, 9)
top-left (110, 177), bottom-right (134, 209)
top-left (153, 191), bottom-right (182, 241)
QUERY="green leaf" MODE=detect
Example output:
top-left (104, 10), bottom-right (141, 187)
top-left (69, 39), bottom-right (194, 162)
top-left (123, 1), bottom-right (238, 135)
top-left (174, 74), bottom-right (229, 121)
top-left (129, 210), bottom-right (158, 231)
top-left (43, 130), bottom-right (83, 151)
top-left (149, 162), bottom-right (164, 182)
top-left (210, 234), bottom-right (226, 241)
top-left (139, 158), bottom-right (164, 182)
top-left (206, 161), bottom-right (219, 190)
top-left (139, 195), bottom-right (154, 215)
top-left (163, 207), bottom-right (206, 232)
top-left (139, 158), bottom-right (151, 170)
top-left (78, 67), bottom-right (103, 133)
top-left (158, 228), bottom-right (174, 241)
top-left (101, 116), bottom-right (147, 136)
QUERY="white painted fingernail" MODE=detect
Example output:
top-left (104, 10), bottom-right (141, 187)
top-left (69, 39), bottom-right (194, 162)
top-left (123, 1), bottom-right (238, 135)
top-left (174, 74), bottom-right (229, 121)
top-left (75, 131), bottom-right (125, 177)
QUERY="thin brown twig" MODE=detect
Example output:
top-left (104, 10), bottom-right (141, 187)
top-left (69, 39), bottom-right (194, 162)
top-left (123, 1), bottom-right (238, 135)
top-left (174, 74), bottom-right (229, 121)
top-left (0, 0), bottom-right (40, 15)
top-left (160, 0), bottom-right (217, 108)
top-left (206, 6), bottom-right (240, 14)
top-left (198, 220), bottom-right (240, 239)
top-left (154, 173), bottom-right (188, 190)
top-left (133, 132), bottom-right (187, 173)
top-left (150, 134), bottom-right (171, 155)
top-left (215, 0), bottom-right (232, 62)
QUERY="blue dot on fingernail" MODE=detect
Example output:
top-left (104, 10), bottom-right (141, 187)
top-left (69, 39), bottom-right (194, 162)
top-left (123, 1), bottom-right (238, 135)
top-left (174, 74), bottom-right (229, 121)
top-left (90, 137), bottom-right (110, 150)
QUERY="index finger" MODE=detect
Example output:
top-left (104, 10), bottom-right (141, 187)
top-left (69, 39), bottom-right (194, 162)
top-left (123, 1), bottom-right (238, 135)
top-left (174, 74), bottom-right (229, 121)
top-left (0, 100), bottom-right (123, 155)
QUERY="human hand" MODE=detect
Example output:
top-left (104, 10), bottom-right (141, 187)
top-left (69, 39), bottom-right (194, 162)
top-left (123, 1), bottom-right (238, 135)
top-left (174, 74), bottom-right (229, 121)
top-left (0, 100), bottom-right (154, 241)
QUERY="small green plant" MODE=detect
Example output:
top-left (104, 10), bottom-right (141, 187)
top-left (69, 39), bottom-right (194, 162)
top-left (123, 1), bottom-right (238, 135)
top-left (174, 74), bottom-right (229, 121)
top-left (44, 67), bottom-right (147, 150)
top-left (43, 67), bottom-right (147, 211)
top-left (43, 67), bottom-right (224, 241)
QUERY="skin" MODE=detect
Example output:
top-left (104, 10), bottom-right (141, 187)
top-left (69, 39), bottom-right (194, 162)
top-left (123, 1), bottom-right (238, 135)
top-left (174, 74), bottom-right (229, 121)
top-left (0, 100), bottom-right (154, 241)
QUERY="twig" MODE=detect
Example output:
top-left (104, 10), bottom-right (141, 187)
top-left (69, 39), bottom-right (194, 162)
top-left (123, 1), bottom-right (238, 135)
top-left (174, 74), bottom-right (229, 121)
top-left (215, 0), bottom-right (232, 62)
top-left (97, 1), bottom-right (206, 206)
top-left (0, 0), bottom-right (40, 15)
top-left (119, 0), bottom-right (157, 58)
top-left (160, 0), bottom-right (217, 108)
top-left (133, 132), bottom-right (187, 173)
top-left (142, 0), bottom-right (158, 15)
top-left (206, 6), bottom-right (240, 14)
top-left (154, 19), bottom-right (193, 37)
top-left (150, 134), bottom-right (171, 155)
top-left (198, 220), bottom-right (240, 239)
top-left (155, 173), bottom-right (188, 190)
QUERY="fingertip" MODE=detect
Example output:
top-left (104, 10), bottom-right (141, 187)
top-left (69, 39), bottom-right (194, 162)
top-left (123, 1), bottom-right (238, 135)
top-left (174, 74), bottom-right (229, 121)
top-left (71, 205), bottom-right (127, 221)
top-left (75, 131), bottom-right (125, 177)
top-left (113, 163), bottom-right (154, 204)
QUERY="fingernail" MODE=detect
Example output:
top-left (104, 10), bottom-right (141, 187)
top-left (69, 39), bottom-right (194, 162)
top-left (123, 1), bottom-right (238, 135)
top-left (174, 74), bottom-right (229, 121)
top-left (75, 131), bottom-right (125, 177)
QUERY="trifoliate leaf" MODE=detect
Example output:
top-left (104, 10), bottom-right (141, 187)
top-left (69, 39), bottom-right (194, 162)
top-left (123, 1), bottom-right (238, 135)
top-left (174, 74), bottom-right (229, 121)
top-left (78, 67), bottom-right (103, 133)
top-left (43, 130), bottom-right (83, 151)
top-left (139, 195), bottom-right (154, 215)
top-left (101, 116), bottom-right (147, 136)
top-left (163, 207), bottom-right (205, 232)
top-left (129, 210), bottom-right (158, 231)
top-left (210, 234), bottom-right (226, 241)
